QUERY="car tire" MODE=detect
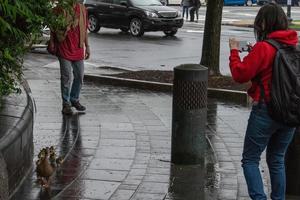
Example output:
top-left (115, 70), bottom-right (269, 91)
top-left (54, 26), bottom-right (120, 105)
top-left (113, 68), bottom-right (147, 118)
top-left (245, 0), bottom-right (252, 6)
top-left (88, 14), bottom-right (100, 33)
top-left (120, 28), bottom-right (129, 32)
top-left (129, 18), bottom-right (144, 37)
top-left (163, 29), bottom-right (177, 36)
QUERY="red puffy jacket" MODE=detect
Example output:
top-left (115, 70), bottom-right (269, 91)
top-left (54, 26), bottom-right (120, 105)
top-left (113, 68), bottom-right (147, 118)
top-left (229, 30), bottom-right (298, 102)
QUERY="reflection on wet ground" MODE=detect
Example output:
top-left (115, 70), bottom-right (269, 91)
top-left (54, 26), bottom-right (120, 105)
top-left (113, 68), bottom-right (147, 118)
top-left (168, 144), bottom-right (218, 200)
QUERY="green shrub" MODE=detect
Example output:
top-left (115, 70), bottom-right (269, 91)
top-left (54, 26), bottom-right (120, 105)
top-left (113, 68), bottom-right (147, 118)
top-left (0, 0), bottom-right (75, 96)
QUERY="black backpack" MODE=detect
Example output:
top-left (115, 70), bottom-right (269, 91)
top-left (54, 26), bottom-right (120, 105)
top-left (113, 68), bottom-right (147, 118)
top-left (258, 39), bottom-right (300, 126)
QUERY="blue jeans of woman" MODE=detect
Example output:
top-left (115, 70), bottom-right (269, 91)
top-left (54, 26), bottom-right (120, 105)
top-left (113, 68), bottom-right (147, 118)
top-left (182, 6), bottom-right (189, 19)
top-left (242, 104), bottom-right (295, 200)
top-left (58, 57), bottom-right (84, 106)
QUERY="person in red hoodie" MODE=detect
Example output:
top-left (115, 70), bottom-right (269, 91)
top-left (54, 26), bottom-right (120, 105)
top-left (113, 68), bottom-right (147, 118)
top-left (229, 3), bottom-right (298, 200)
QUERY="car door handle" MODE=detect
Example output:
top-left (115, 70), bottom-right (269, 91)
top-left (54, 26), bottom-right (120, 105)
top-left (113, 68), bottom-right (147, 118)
top-left (109, 5), bottom-right (114, 8)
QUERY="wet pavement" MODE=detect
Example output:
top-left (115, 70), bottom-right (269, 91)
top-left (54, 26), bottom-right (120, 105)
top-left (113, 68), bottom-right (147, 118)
top-left (16, 52), bottom-right (292, 200)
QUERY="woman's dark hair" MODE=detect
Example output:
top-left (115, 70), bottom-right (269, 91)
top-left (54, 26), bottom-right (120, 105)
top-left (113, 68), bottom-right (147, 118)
top-left (254, 3), bottom-right (288, 41)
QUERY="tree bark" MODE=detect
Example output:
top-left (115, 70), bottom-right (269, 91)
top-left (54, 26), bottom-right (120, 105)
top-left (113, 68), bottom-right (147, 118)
top-left (200, 0), bottom-right (223, 75)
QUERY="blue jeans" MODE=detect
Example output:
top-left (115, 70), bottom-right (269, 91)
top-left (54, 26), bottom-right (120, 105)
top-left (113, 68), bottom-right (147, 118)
top-left (182, 6), bottom-right (189, 19)
top-left (58, 57), bottom-right (84, 105)
top-left (242, 104), bottom-right (295, 200)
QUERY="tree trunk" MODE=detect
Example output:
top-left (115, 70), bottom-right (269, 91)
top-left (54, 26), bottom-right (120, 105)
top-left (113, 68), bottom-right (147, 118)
top-left (200, 0), bottom-right (223, 75)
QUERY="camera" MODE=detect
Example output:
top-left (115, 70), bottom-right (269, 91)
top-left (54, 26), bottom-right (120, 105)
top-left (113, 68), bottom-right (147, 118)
top-left (239, 41), bottom-right (251, 52)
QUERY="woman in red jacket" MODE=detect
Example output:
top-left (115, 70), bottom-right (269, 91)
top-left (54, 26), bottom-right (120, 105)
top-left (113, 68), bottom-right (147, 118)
top-left (229, 3), bottom-right (298, 200)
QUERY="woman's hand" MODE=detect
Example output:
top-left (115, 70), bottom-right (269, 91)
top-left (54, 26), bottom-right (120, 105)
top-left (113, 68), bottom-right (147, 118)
top-left (229, 38), bottom-right (239, 50)
top-left (85, 45), bottom-right (90, 59)
top-left (47, 38), bottom-right (57, 55)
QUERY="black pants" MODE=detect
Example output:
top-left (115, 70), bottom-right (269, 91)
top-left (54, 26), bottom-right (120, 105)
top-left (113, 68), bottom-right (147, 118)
top-left (189, 6), bottom-right (200, 21)
top-left (189, 7), bottom-right (195, 21)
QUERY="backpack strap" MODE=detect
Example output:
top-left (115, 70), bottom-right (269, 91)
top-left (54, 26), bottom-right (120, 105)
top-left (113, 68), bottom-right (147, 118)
top-left (256, 39), bottom-right (282, 106)
top-left (253, 75), bottom-right (265, 107)
top-left (254, 40), bottom-right (279, 106)
top-left (265, 39), bottom-right (283, 50)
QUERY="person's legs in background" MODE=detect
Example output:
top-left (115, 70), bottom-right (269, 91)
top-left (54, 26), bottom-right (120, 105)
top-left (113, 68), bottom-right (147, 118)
top-left (195, 7), bottom-right (199, 22)
top-left (189, 7), bottom-right (195, 22)
top-left (70, 60), bottom-right (86, 112)
top-left (58, 57), bottom-right (73, 115)
top-left (182, 6), bottom-right (189, 20)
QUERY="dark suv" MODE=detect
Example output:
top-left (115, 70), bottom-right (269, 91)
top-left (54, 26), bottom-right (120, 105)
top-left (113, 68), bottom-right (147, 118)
top-left (84, 0), bottom-right (183, 37)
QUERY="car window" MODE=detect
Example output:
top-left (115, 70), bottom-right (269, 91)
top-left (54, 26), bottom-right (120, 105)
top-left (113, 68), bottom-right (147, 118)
top-left (98, 0), bottom-right (113, 3)
top-left (130, 0), bottom-right (162, 6)
top-left (113, 0), bottom-right (124, 5)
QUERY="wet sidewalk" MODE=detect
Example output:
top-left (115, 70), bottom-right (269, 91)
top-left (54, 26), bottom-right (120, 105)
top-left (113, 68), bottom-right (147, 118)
top-left (17, 53), bottom-right (271, 200)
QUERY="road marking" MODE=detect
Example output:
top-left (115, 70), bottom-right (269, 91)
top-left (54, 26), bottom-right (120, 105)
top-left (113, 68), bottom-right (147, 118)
top-left (185, 29), bottom-right (251, 34)
top-left (222, 19), bottom-right (240, 22)
top-left (186, 30), bottom-right (204, 33)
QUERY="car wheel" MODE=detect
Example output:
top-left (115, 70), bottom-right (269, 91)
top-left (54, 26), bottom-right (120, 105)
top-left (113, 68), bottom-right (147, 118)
top-left (163, 29), bottom-right (178, 36)
top-left (120, 28), bottom-right (129, 32)
top-left (129, 18), bottom-right (144, 37)
top-left (88, 15), bottom-right (100, 33)
top-left (245, 0), bottom-right (252, 6)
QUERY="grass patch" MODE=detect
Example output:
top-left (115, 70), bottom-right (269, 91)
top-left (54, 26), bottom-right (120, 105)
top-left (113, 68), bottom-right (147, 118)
top-left (290, 20), bottom-right (300, 30)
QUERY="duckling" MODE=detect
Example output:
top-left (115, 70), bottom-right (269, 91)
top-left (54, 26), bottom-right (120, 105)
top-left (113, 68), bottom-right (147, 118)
top-left (38, 148), bottom-right (46, 159)
top-left (36, 159), bottom-right (42, 181)
top-left (49, 152), bottom-right (57, 168)
top-left (49, 146), bottom-right (55, 155)
top-left (55, 156), bottom-right (64, 167)
top-left (36, 152), bottom-right (54, 188)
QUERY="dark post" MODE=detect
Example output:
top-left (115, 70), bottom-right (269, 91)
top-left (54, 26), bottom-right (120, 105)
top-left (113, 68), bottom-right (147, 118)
top-left (287, 0), bottom-right (292, 21)
top-left (286, 129), bottom-right (300, 196)
top-left (171, 64), bottom-right (208, 165)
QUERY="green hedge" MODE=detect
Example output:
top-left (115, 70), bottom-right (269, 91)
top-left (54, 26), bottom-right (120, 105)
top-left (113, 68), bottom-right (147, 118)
top-left (0, 0), bottom-right (75, 96)
top-left (289, 20), bottom-right (300, 30)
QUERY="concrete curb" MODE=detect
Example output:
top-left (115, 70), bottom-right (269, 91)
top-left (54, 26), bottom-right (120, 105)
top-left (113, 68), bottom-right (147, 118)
top-left (222, 22), bottom-right (254, 28)
top-left (0, 79), bottom-right (35, 198)
top-left (84, 74), bottom-right (249, 105)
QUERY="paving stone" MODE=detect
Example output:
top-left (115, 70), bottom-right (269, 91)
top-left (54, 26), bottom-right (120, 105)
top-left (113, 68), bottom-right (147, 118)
top-left (95, 146), bottom-right (135, 159)
top-left (137, 182), bottom-right (169, 194)
top-left (143, 174), bottom-right (170, 183)
top-left (131, 164), bottom-right (148, 169)
top-left (110, 189), bottom-right (135, 200)
top-left (100, 131), bottom-right (136, 139)
top-left (118, 184), bottom-right (139, 190)
top-left (131, 193), bottom-right (167, 200)
top-left (128, 168), bottom-right (147, 176)
top-left (77, 179), bottom-right (120, 199)
top-left (218, 189), bottom-right (237, 200)
top-left (147, 167), bottom-right (170, 175)
top-left (100, 122), bottom-right (134, 132)
top-left (83, 169), bottom-right (128, 182)
top-left (136, 135), bottom-right (150, 142)
top-left (89, 158), bottom-right (133, 171)
top-left (122, 178), bottom-right (143, 185)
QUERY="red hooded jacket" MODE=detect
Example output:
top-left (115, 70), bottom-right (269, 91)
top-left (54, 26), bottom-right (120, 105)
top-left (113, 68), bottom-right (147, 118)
top-left (57, 3), bottom-right (88, 61)
top-left (229, 30), bottom-right (298, 102)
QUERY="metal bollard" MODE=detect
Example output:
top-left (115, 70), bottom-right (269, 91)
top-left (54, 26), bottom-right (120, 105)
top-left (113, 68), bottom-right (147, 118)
top-left (171, 64), bottom-right (208, 165)
top-left (286, 128), bottom-right (300, 196)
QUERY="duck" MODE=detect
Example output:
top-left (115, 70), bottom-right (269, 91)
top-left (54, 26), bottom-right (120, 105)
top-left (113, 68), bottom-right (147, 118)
top-left (36, 148), bottom-right (54, 188)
